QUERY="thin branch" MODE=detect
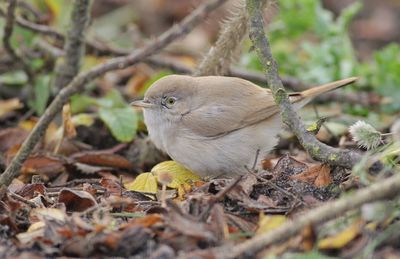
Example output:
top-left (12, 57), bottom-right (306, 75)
top-left (0, 7), bottom-right (124, 55)
top-left (0, 0), bottom-right (228, 191)
top-left (2, 0), bottom-right (34, 84)
top-left (53, 0), bottom-right (92, 91)
top-left (219, 173), bottom-right (400, 258)
top-left (146, 56), bottom-right (307, 92)
top-left (246, 0), bottom-right (381, 171)
top-left (2, 5), bottom-right (377, 107)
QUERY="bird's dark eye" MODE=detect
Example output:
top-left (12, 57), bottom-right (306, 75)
top-left (165, 96), bottom-right (176, 108)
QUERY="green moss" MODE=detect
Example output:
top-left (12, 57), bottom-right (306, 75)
top-left (329, 153), bottom-right (338, 161)
top-left (305, 145), bottom-right (320, 157)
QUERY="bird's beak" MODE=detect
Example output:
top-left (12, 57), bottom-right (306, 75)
top-left (130, 100), bottom-right (154, 108)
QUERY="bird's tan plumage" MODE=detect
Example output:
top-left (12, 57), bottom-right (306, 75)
top-left (132, 75), bottom-right (357, 177)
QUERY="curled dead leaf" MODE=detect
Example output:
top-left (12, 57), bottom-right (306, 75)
top-left (58, 188), bottom-right (97, 212)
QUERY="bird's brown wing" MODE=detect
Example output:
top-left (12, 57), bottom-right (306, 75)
top-left (180, 76), bottom-right (357, 138)
top-left (181, 77), bottom-right (280, 138)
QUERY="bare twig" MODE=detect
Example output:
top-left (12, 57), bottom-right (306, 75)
top-left (17, 1), bottom-right (42, 21)
top-left (1, 7), bottom-right (376, 107)
top-left (8, 191), bottom-right (38, 208)
top-left (246, 0), bottom-right (381, 171)
top-left (147, 56), bottom-right (307, 91)
top-left (219, 173), bottom-right (400, 258)
top-left (53, 0), bottom-right (92, 91)
top-left (0, 7), bottom-right (125, 55)
top-left (2, 0), bottom-right (34, 84)
top-left (0, 0), bottom-right (228, 191)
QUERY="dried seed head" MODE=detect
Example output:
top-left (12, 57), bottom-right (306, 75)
top-left (349, 121), bottom-right (381, 150)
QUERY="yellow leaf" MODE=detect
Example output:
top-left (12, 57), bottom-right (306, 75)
top-left (0, 98), bottom-right (23, 118)
top-left (44, 0), bottom-right (60, 21)
top-left (126, 173), bottom-right (157, 194)
top-left (257, 214), bottom-right (287, 235)
top-left (318, 221), bottom-right (362, 249)
top-left (151, 161), bottom-right (201, 189)
top-left (71, 113), bottom-right (95, 127)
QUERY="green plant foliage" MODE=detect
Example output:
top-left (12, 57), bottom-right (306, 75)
top-left (368, 44), bottom-right (400, 112)
top-left (0, 71), bottom-right (27, 85)
top-left (98, 106), bottom-right (137, 142)
top-left (241, 0), bottom-right (400, 114)
top-left (71, 89), bottom-right (138, 142)
top-left (70, 94), bottom-right (97, 114)
top-left (31, 75), bottom-right (51, 115)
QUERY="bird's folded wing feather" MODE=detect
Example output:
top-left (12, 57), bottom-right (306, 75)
top-left (181, 78), bottom-right (280, 138)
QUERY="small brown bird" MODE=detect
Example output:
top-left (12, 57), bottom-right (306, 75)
top-left (132, 75), bottom-right (357, 177)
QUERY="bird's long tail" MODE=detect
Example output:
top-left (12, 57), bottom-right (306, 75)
top-left (289, 77), bottom-right (358, 109)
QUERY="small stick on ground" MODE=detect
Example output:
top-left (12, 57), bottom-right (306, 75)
top-left (8, 191), bottom-right (38, 208)
top-left (216, 172), bottom-right (400, 258)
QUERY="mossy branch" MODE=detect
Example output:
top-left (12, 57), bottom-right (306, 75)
top-left (246, 0), bottom-right (381, 171)
top-left (53, 0), bottom-right (92, 91)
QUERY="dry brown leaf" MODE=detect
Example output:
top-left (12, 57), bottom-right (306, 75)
top-left (0, 127), bottom-right (29, 154)
top-left (58, 188), bottom-right (97, 212)
top-left (226, 173), bottom-right (257, 201)
top-left (128, 214), bottom-right (162, 228)
top-left (290, 164), bottom-right (332, 187)
top-left (73, 152), bottom-right (133, 170)
top-left (100, 178), bottom-right (123, 194)
top-left (21, 155), bottom-right (65, 176)
top-left (300, 225), bottom-right (316, 252)
top-left (166, 201), bottom-right (216, 241)
top-left (314, 164), bottom-right (332, 187)
top-left (273, 155), bottom-right (308, 178)
top-left (15, 183), bottom-right (46, 199)
top-left (261, 158), bottom-right (274, 170)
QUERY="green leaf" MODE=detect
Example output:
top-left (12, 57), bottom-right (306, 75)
top-left (70, 94), bottom-right (97, 113)
top-left (33, 75), bottom-right (51, 115)
top-left (0, 71), bottom-right (28, 85)
top-left (369, 43), bottom-right (400, 112)
top-left (98, 106), bottom-right (137, 142)
top-left (103, 89), bottom-right (127, 108)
